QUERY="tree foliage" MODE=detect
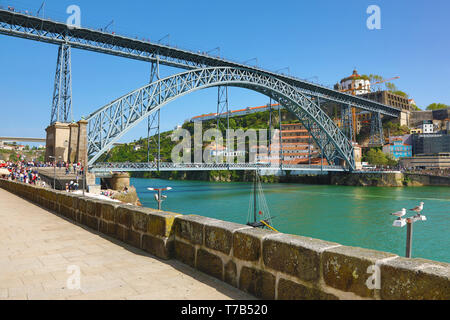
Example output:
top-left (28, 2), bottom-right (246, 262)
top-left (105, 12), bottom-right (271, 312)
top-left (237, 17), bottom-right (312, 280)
top-left (364, 148), bottom-right (398, 167)
top-left (426, 103), bottom-right (450, 111)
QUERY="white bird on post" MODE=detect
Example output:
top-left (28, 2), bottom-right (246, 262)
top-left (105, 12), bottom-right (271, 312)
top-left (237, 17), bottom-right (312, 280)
top-left (391, 208), bottom-right (407, 220)
top-left (410, 202), bottom-right (424, 217)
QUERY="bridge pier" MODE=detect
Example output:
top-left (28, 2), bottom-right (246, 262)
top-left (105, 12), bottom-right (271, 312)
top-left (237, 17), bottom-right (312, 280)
top-left (101, 172), bottom-right (130, 191)
top-left (45, 119), bottom-right (88, 165)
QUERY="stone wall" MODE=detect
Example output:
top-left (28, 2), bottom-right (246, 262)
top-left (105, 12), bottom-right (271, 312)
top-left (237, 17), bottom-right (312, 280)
top-left (329, 172), bottom-right (405, 187)
top-left (0, 178), bottom-right (449, 300)
top-left (405, 173), bottom-right (450, 187)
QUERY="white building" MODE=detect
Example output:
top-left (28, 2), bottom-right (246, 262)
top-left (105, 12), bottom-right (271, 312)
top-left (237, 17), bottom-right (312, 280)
top-left (339, 70), bottom-right (371, 95)
top-left (421, 121), bottom-right (434, 134)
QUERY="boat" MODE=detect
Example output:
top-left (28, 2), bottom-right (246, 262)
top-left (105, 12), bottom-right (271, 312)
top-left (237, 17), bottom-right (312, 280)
top-left (246, 170), bottom-right (278, 232)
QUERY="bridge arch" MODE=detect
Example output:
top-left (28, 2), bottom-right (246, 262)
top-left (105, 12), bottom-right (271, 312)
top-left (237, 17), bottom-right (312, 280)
top-left (86, 67), bottom-right (355, 169)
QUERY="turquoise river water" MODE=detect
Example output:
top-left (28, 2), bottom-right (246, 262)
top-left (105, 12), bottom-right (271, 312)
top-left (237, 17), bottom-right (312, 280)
top-left (131, 178), bottom-right (450, 263)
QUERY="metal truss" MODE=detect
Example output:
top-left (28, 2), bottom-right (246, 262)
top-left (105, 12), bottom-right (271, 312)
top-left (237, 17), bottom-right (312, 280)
top-left (90, 162), bottom-right (345, 173)
top-left (50, 43), bottom-right (72, 124)
top-left (85, 67), bottom-right (356, 170)
top-left (147, 60), bottom-right (161, 167)
top-left (369, 112), bottom-right (384, 147)
top-left (0, 9), bottom-right (401, 117)
top-left (341, 105), bottom-right (354, 142)
top-left (217, 86), bottom-right (229, 132)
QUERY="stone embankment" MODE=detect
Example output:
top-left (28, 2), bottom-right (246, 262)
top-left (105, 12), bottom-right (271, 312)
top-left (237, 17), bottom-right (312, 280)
top-left (0, 178), bottom-right (448, 300)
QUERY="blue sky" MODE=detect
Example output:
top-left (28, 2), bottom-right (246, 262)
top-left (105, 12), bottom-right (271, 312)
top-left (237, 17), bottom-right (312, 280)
top-left (0, 0), bottom-right (449, 143)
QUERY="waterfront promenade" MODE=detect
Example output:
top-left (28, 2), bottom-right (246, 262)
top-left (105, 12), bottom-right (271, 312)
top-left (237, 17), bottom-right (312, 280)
top-left (0, 188), bottom-right (254, 300)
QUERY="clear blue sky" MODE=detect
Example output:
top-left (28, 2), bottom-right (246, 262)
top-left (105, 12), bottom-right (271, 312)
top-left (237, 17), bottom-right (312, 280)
top-left (0, 0), bottom-right (449, 143)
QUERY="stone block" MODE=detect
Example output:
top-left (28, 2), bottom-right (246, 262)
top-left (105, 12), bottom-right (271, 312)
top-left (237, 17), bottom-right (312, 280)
top-left (205, 221), bottom-right (246, 255)
top-left (224, 260), bottom-right (238, 287)
top-left (86, 199), bottom-right (101, 217)
top-left (233, 228), bottom-right (275, 262)
top-left (115, 224), bottom-right (129, 242)
top-left (116, 205), bottom-right (134, 228)
top-left (125, 230), bottom-right (142, 248)
top-left (263, 234), bottom-right (339, 282)
top-left (322, 245), bottom-right (397, 298)
top-left (174, 240), bottom-right (196, 267)
top-left (147, 210), bottom-right (180, 238)
top-left (99, 220), bottom-right (116, 236)
top-left (86, 215), bottom-right (99, 231)
top-left (197, 249), bottom-right (223, 280)
top-left (174, 215), bottom-right (211, 245)
top-left (131, 208), bottom-right (151, 233)
top-left (277, 278), bottom-right (339, 300)
top-left (239, 266), bottom-right (275, 300)
top-left (100, 201), bottom-right (119, 223)
top-left (380, 257), bottom-right (450, 300)
top-left (78, 197), bottom-right (87, 215)
top-left (142, 234), bottom-right (172, 260)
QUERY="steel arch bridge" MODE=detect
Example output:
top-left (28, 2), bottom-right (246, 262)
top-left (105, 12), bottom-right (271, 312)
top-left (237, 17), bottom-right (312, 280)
top-left (86, 67), bottom-right (355, 170)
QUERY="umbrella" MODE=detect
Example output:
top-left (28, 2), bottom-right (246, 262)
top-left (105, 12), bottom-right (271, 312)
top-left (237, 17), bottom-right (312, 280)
top-left (0, 168), bottom-right (11, 176)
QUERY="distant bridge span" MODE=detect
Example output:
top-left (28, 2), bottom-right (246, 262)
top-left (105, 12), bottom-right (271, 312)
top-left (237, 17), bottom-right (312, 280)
top-left (0, 137), bottom-right (45, 143)
top-left (90, 162), bottom-right (345, 176)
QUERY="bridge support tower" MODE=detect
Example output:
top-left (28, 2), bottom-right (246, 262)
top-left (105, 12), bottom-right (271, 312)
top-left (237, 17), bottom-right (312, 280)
top-left (45, 120), bottom-right (88, 166)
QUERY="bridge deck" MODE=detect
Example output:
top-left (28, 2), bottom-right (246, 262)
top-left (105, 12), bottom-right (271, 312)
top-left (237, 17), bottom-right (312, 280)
top-left (0, 188), bottom-right (253, 300)
top-left (0, 9), bottom-right (400, 117)
top-left (90, 163), bottom-right (347, 175)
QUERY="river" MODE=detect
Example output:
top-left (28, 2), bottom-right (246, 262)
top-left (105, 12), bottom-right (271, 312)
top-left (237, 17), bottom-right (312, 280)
top-left (131, 178), bottom-right (450, 263)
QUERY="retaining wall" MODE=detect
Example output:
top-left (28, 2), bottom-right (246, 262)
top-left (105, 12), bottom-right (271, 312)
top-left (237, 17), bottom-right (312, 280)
top-left (0, 179), bottom-right (449, 300)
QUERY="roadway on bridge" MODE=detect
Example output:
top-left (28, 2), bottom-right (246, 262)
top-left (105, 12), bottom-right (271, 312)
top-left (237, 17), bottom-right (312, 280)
top-left (0, 188), bottom-right (254, 300)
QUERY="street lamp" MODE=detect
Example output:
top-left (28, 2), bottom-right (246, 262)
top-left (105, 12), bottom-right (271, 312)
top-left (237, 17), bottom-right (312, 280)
top-left (391, 204), bottom-right (427, 258)
top-left (147, 187), bottom-right (172, 210)
top-left (48, 156), bottom-right (56, 189)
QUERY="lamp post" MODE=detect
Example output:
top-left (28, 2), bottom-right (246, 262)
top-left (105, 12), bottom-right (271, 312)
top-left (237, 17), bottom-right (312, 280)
top-left (392, 212), bottom-right (427, 258)
top-left (48, 156), bottom-right (56, 189)
top-left (147, 187), bottom-right (172, 210)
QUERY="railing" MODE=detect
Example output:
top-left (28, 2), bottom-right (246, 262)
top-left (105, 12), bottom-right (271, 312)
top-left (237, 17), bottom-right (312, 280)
top-left (90, 162), bottom-right (346, 173)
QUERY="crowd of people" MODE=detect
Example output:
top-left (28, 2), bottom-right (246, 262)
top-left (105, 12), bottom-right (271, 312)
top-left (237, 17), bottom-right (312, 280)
top-left (0, 160), bottom-right (86, 191)
top-left (0, 161), bottom-right (44, 186)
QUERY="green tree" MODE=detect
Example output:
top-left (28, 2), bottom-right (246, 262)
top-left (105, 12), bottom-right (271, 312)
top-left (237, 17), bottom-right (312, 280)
top-left (365, 148), bottom-right (389, 166)
top-left (426, 103), bottom-right (450, 111)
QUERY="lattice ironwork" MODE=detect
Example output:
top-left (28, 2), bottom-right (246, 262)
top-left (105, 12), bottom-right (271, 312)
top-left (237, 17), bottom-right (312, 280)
top-left (85, 67), bottom-right (356, 170)
top-left (50, 43), bottom-right (72, 124)
top-left (369, 112), bottom-right (384, 147)
top-left (0, 9), bottom-right (401, 118)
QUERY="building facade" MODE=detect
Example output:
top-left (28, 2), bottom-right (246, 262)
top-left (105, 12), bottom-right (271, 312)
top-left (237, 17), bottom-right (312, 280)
top-left (360, 91), bottom-right (412, 127)
top-left (412, 134), bottom-right (450, 155)
top-left (383, 139), bottom-right (412, 160)
top-left (400, 153), bottom-right (450, 169)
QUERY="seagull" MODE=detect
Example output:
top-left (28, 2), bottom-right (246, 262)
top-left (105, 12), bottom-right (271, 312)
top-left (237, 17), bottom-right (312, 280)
top-left (410, 202), bottom-right (424, 216)
top-left (391, 208), bottom-right (407, 220)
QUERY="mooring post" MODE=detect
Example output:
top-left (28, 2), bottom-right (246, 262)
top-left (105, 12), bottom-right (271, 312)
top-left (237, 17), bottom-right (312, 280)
top-left (406, 218), bottom-right (413, 258)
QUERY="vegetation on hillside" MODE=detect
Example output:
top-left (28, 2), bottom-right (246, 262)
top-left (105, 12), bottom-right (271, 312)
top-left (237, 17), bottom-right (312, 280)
top-left (426, 103), bottom-right (450, 111)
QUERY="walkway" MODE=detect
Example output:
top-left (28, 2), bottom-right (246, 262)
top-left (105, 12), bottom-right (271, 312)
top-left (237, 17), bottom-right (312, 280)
top-left (0, 188), bottom-right (254, 300)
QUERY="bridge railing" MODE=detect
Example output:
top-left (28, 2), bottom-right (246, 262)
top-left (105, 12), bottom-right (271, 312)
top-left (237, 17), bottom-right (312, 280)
top-left (90, 162), bottom-right (345, 173)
